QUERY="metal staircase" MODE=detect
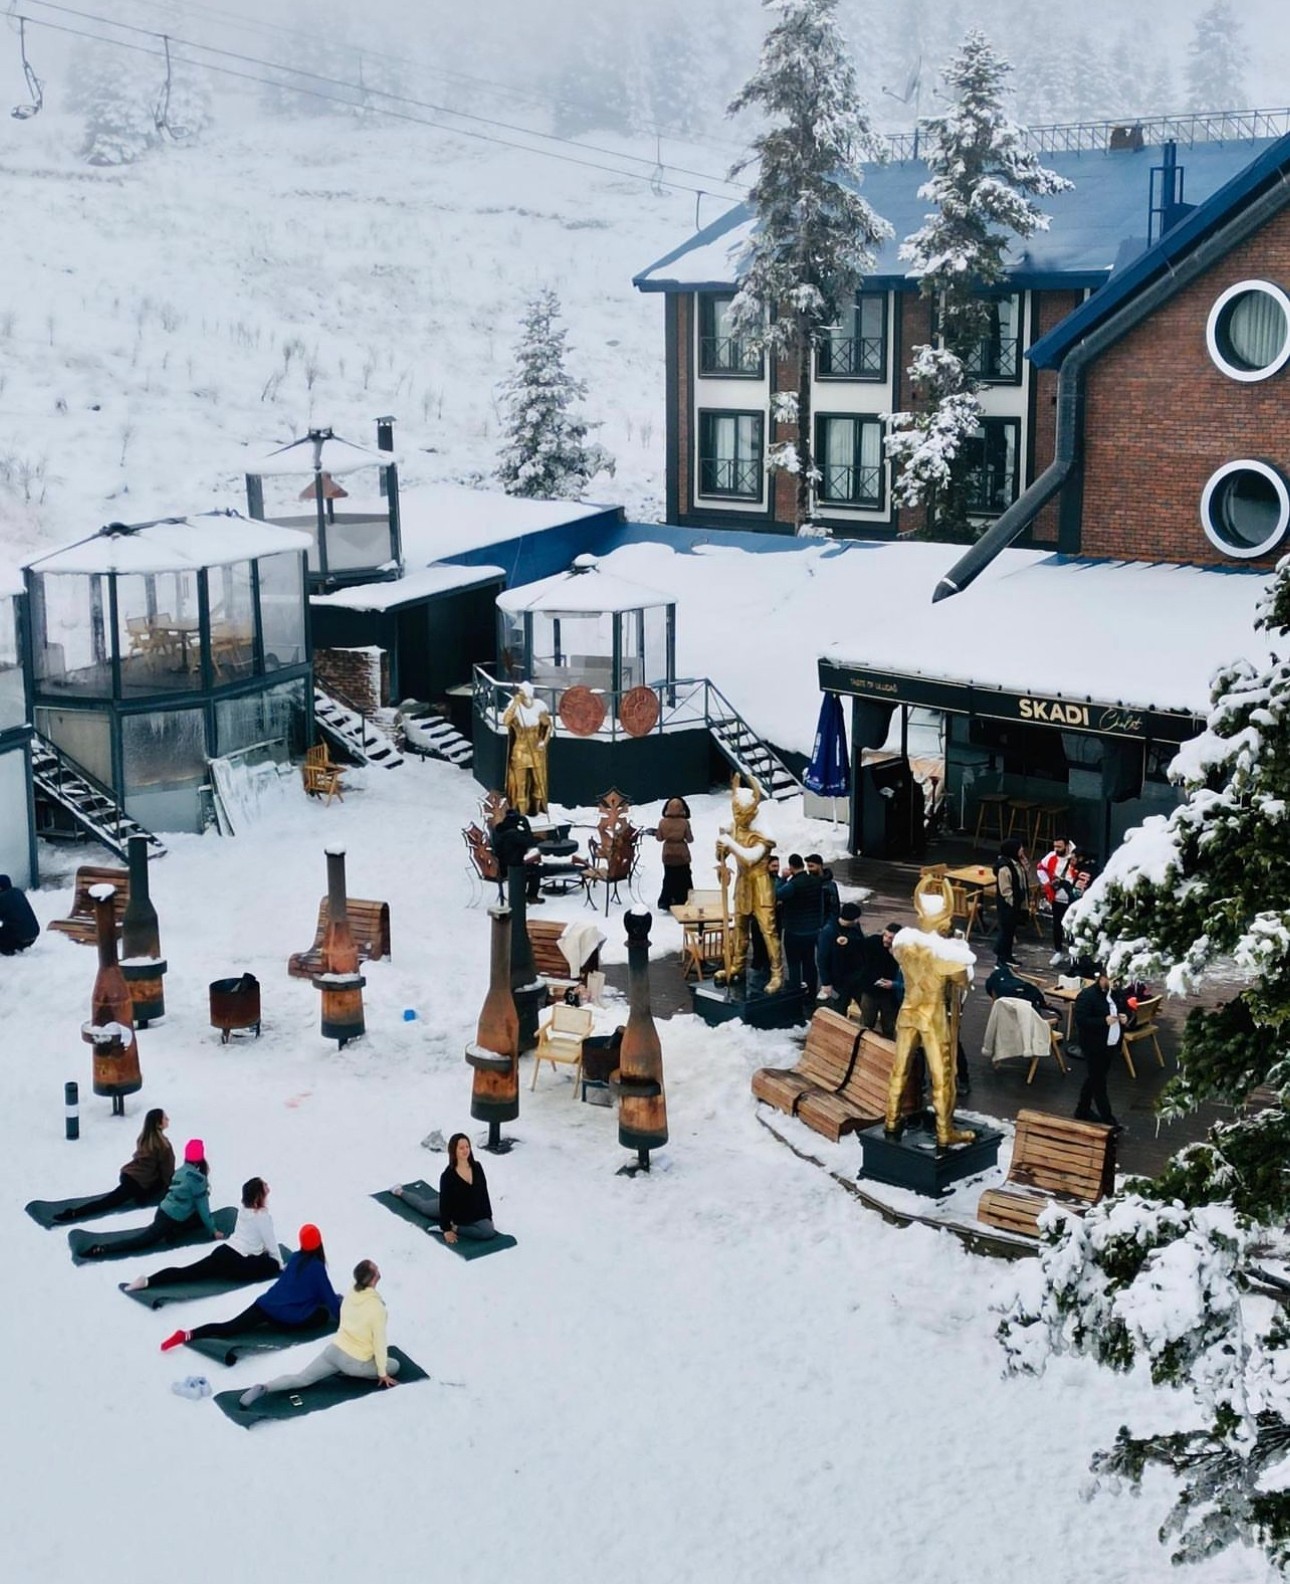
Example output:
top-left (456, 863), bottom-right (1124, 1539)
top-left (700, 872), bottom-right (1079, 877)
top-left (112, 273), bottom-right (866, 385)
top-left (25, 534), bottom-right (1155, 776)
top-left (400, 711), bottom-right (473, 769)
top-left (705, 683), bottom-right (802, 802)
top-left (31, 734), bottom-right (167, 860)
top-left (313, 684), bottom-right (404, 769)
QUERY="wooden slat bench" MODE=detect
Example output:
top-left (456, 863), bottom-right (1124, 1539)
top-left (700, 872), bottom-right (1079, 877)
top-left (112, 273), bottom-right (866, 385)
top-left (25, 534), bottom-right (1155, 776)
top-left (528, 919), bottom-right (602, 997)
top-left (751, 1009), bottom-right (920, 1144)
top-left (977, 1109), bottom-right (1116, 1239)
top-left (48, 865), bottom-right (129, 944)
top-left (287, 898), bottom-right (391, 979)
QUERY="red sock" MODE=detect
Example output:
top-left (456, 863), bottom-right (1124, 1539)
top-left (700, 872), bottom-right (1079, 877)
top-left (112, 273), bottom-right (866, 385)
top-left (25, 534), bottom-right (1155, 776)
top-left (160, 1329), bottom-right (189, 1352)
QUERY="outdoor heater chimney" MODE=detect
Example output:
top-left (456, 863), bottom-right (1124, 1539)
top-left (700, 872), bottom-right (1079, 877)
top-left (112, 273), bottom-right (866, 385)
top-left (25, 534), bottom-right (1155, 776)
top-left (466, 905), bottom-right (520, 1153)
top-left (82, 884), bottom-right (142, 1116)
top-left (311, 848), bottom-right (366, 1048)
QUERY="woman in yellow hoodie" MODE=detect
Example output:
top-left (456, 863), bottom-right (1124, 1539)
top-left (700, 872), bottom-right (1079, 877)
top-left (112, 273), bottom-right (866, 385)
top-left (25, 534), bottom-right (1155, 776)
top-left (238, 1258), bottom-right (398, 1407)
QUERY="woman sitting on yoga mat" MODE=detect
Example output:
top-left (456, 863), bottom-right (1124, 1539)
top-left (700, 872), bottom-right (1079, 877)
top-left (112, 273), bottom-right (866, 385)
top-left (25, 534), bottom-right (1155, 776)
top-left (160, 1222), bottom-right (340, 1351)
top-left (53, 1109), bottom-right (174, 1224)
top-left (238, 1258), bottom-right (398, 1406)
top-left (125, 1175), bottom-right (281, 1294)
top-left (391, 1132), bottom-right (495, 1243)
top-left (83, 1139), bottom-right (220, 1259)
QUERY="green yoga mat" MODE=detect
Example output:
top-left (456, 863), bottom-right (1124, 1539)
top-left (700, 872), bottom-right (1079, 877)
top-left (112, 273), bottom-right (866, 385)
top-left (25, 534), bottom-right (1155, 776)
top-left (186, 1313), bottom-right (336, 1368)
top-left (371, 1184), bottom-right (518, 1260)
top-left (213, 1346), bottom-right (429, 1427)
top-left (68, 1207), bottom-right (236, 1266)
top-left (26, 1193), bottom-right (162, 1230)
top-left (119, 1245), bottom-right (291, 1309)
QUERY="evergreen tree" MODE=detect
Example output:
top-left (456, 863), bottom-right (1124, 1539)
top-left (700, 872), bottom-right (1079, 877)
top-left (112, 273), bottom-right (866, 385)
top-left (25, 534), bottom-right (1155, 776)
top-left (69, 44), bottom-right (161, 167)
top-left (999, 563), bottom-right (1290, 1569)
top-left (885, 31), bottom-right (1069, 542)
top-left (726, 0), bottom-right (892, 532)
top-left (1186, 0), bottom-right (1248, 113)
top-left (495, 290), bottom-right (614, 501)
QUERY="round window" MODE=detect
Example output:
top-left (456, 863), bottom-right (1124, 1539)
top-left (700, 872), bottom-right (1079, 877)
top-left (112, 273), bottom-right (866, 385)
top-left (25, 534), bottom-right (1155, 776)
top-left (1206, 281), bottom-right (1290, 381)
top-left (1201, 460), bottom-right (1290, 558)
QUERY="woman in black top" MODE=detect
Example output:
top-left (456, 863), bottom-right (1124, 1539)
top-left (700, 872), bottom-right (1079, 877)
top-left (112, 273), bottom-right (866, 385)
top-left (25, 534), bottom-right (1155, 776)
top-left (392, 1132), bottom-right (495, 1243)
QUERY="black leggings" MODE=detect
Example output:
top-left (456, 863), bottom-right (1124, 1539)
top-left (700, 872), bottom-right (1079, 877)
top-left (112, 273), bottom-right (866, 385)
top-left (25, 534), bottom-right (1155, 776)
top-left (62, 1174), bottom-right (159, 1221)
top-left (188, 1302), bottom-right (332, 1343)
top-left (146, 1245), bottom-right (279, 1288)
top-left (100, 1208), bottom-right (204, 1255)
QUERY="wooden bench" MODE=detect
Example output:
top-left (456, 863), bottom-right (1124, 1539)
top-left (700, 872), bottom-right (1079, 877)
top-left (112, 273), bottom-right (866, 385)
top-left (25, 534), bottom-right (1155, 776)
top-left (977, 1109), bottom-right (1116, 1239)
top-left (287, 898), bottom-right (391, 978)
top-left (302, 743), bottom-right (345, 804)
top-left (48, 865), bottom-right (129, 944)
top-left (528, 919), bottom-right (602, 997)
top-left (751, 1008), bottom-right (920, 1144)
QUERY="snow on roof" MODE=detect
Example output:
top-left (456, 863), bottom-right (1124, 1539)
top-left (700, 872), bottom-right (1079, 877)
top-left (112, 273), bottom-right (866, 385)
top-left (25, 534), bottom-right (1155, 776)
top-left (496, 557), bottom-right (673, 615)
top-left (25, 512), bottom-right (312, 576)
top-left (589, 538), bottom-right (1275, 756)
top-left (309, 561), bottom-right (506, 612)
top-left (393, 482), bottom-right (609, 564)
top-left (633, 138), bottom-right (1282, 291)
top-left (245, 431), bottom-right (399, 478)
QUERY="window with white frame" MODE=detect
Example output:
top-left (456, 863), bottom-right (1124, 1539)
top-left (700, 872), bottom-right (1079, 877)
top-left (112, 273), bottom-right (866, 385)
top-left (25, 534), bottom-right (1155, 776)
top-left (1206, 280), bottom-right (1290, 382)
top-left (962, 418), bottom-right (1020, 515)
top-left (816, 415), bottom-right (884, 508)
top-left (1201, 459), bottom-right (1290, 558)
top-left (964, 293), bottom-right (1023, 383)
top-left (698, 294), bottom-right (763, 378)
top-left (698, 411), bottom-right (764, 500)
top-left (816, 293), bottom-right (887, 380)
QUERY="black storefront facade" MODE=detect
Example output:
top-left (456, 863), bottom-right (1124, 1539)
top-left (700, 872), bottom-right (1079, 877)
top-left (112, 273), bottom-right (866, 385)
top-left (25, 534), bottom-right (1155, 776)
top-left (817, 657), bottom-right (1202, 865)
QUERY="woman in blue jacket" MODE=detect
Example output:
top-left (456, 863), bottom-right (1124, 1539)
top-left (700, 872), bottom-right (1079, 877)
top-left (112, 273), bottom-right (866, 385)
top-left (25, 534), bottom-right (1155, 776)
top-left (159, 1224), bottom-right (340, 1351)
top-left (82, 1139), bottom-right (219, 1259)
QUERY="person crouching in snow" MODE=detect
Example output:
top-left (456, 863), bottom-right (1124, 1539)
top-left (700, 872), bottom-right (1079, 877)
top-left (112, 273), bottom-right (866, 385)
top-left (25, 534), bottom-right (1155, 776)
top-left (160, 1223), bottom-right (340, 1352)
top-left (82, 1138), bottom-right (220, 1259)
top-left (238, 1258), bottom-right (398, 1406)
top-left (124, 1175), bottom-right (281, 1294)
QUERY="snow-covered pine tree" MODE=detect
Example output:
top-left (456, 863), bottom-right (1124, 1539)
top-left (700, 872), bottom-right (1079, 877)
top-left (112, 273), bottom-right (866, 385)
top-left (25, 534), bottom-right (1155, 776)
top-left (69, 44), bottom-right (161, 167)
top-left (997, 561), bottom-right (1290, 1569)
top-left (726, 0), bottom-right (892, 533)
top-left (1186, 0), bottom-right (1249, 114)
top-left (495, 289), bottom-right (614, 501)
top-left (886, 30), bottom-right (1069, 542)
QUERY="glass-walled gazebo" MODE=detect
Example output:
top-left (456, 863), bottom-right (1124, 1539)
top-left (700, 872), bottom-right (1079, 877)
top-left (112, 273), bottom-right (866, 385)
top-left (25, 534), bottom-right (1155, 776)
top-left (0, 574), bottom-right (37, 887)
top-left (24, 512), bottom-right (313, 834)
top-left (244, 423), bottom-right (402, 593)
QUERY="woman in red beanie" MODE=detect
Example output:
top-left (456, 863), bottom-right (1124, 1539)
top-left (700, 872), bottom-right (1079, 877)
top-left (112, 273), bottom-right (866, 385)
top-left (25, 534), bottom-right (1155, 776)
top-left (82, 1139), bottom-right (219, 1259)
top-left (159, 1225), bottom-right (341, 1352)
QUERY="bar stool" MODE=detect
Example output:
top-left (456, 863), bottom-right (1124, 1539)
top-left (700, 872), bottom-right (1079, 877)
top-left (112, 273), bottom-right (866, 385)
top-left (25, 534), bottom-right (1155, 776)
top-left (1006, 798), bottom-right (1040, 846)
top-left (972, 792), bottom-right (1009, 847)
top-left (1031, 803), bottom-right (1069, 854)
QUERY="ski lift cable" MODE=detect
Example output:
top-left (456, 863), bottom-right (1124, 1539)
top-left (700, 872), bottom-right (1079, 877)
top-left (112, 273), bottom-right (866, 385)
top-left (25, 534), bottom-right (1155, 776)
top-left (19, 0), bottom-right (746, 192)
top-left (14, 10), bottom-right (747, 201)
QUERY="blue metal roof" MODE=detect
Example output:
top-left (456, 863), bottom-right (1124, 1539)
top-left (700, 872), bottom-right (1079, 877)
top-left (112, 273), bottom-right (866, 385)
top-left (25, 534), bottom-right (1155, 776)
top-left (632, 136), bottom-right (1284, 295)
top-left (1027, 130), bottom-right (1290, 368)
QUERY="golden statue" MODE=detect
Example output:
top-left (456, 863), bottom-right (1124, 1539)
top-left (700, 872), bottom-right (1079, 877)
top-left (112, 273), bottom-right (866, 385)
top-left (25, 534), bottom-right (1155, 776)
top-left (885, 874), bottom-right (977, 1148)
top-left (714, 777), bottom-right (784, 996)
top-left (502, 682), bottom-right (552, 815)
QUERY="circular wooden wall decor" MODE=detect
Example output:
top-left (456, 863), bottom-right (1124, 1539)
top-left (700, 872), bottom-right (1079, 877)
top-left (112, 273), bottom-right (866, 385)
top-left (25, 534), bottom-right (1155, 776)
top-left (558, 685), bottom-right (607, 737)
top-left (618, 685), bottom-right (660, 738)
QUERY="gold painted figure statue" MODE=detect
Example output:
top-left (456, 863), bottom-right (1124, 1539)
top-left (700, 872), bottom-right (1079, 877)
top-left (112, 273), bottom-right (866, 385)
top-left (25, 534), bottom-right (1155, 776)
top-left (502, 682), bottom-right (552, 815)
top-left (714, 777), bottom-right (784, 995)
top-left (884, 874), bottom-right (977, 1148)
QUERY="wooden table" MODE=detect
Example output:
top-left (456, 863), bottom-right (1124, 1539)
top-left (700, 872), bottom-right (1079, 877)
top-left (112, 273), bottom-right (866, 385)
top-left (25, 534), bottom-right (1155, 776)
top-left (944, 864), bottom-right (997, 891)
top-left (1039, 980), bottom-right (1092, 1041)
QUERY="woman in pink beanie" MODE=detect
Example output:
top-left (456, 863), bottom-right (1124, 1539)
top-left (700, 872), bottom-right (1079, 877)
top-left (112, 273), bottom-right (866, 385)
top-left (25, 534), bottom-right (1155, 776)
top-left (82, 1139), bottom-right (221, 1259)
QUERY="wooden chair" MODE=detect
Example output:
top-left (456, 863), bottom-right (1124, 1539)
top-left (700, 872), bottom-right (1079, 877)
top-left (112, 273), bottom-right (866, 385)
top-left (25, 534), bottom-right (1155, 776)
top-left (287, 898), bottom-right (391, 978)
top-left (978, 1109), bottom-right (1116, 1240)
top-left (528, 919), bottom-right (603, 999)
top-left (972, 791), bottom-right (1009, 846)
top-left (1030, 1025), bottom-right (1068, 1085)
top-left (680, 920), bottom-right (725, 981)
top-left (919, 863), bottom-right (948, 879)
top-left (302, 743), bottom-right (345, 804)
top-left (48, 865), bottom-right (129, 944)
top-left (1121, 995), bottom-right (1166, 1078)
top-left (479, 790), bottom-right (509, 830)
top-left (531, 1003), bottom-right (595, 1092)
top-left (582, 821), bottom-right (640, 914)
top-left (949, 882), bottom-right (982, 940)
top-left (463, 823), bottom-right (505, 905)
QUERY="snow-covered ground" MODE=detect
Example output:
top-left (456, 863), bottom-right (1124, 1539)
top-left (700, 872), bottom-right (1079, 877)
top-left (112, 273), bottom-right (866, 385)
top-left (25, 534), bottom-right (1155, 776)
top-left (4, 763), bottom-right (1277, 1583)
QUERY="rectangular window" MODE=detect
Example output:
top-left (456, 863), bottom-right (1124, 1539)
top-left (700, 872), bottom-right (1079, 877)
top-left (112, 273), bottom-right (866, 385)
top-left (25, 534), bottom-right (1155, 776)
top-left (963, 418), bottom-right (1021, 516)
top-left (817, 292), bottom-right (887, 380)
top-left (964, 293), bottom-right (1023, 383)
top-left (816, 415), bottom-right (884, 508)
top-left (698, 294), bottom-right (763, 378)
top-left (698, 411), bottom-right (764, 500)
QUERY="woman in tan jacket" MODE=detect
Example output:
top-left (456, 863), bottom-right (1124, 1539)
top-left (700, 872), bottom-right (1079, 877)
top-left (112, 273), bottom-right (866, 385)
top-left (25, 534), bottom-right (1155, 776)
top-left (654, 796), bottom-right (694, 909)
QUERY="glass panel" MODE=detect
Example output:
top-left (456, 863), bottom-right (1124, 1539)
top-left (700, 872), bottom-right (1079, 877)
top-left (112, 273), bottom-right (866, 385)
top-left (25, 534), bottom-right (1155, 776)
top-left (0, 594), bottom-right (24, 731)
top-left (256, 552), bottom-right (306, 670)
top-left (214, 678), bottom-right (308, 758)
top-left (820, 419), bottom-right (881, 505)
top-left (0, 745), bottom-right (33, 886)
top-left (121, 708), bottom-right (207, 834)
top-left (699, 413), bottom-right (761, 497)
top-left (323, 513), bottom-right (395, 573)
top-left (699, 294), bottom-right (761, 376)
top-left (967, 294), bottom-right (1022, 381)
top-left (114, 572), bottom-right (200, 695)
top-left (1214, 471), bottom-right (1282, 548)
top-left (643, 604), bottom-right (670, 685)
top-left (964, 422), bottom-right (1019, 514)
top-left (31, 572), bottom-right (111, 696)
top-left (530, 609), bottom-right (615, 692)
top-left (35, 705), bottom-right (113, 785)
top-left (1225, 290), bottom-right (1287, 369)
top-left (206, 561), bottom-right (256, 685)
top-left (498, 609), bottom-right (526, 679)
top-left (617, 609), bottom-right (643, 692)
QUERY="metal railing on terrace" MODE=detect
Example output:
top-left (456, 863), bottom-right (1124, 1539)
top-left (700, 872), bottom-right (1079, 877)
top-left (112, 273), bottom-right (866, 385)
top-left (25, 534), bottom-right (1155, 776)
top-left (475, 666), bottom-right (713, 743)
top-left (882, 106), bottom-right (1290, 162)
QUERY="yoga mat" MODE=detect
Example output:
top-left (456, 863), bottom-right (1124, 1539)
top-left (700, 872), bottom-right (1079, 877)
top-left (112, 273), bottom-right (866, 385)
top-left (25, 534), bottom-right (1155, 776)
top-left (68, 1207), bottom-right (236, 1266)
top-left (186, 1313), bottom-right (336, 1367)
top-left (213, 1346), bottom-right (428, 1427)
top-left (25, 1193), bottom-right (160, 1230)
top-left (371, 1184), bottom-right (517, 1260)
top-left (120, 1245), bottom-right (292, 1309)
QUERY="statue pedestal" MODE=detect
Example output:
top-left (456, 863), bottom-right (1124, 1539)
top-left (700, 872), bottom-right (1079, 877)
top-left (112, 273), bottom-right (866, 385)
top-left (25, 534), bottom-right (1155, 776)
top-left (856, 1114), bottom-right (1003, 1198)
top-left (689, 981), bottom-right (805, 1031)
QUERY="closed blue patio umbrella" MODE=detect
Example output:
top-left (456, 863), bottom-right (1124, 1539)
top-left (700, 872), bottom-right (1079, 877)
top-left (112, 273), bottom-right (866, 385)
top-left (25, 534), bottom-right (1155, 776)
top-left (803, 693), bottom-right (849, 817)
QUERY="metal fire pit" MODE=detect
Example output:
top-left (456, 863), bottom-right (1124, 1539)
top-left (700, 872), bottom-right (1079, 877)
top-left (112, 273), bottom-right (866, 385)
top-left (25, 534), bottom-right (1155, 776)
top-left (210, 974), bottom-right (262, 1043)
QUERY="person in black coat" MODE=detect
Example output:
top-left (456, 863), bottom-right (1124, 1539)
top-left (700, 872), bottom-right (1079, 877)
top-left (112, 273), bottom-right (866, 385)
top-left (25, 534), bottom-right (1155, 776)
top-left (0, 874), bottom-right (39, 955)
top-left (808, 855), bottom-right (840, 998)
top-left (491, 805), bottom-right (542, 904)
top-left (993, 837), bottom-right (1030, 966)
top-left (776, 853), bottom-right (823, 997)
top-left (826, 902), bottom-right (866, 1009)
top-left (856, 923), bottom-right (901, 1037)
top-left (393, 1132), bottom-right (496, 1243)
top-left (1073, 970), bottom-right (1135, 1130)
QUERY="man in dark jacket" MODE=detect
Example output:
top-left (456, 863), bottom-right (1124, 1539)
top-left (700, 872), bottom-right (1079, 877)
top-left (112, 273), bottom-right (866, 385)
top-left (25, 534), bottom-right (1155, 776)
top-left (777, 853), bottom-right (823, 997)
top-left (490, 807), bottom-right (542, 904)
top-left (0, 875), bottom-right (38, 955)
top-left (1073, 969), bottom-right (1134, 1131)
top-left (856, 922), bottom-right (901, 1037)
top-left (826, 902), bottom-right (866, 1010)
top-left (807, 854), bottom-right (841, 1000)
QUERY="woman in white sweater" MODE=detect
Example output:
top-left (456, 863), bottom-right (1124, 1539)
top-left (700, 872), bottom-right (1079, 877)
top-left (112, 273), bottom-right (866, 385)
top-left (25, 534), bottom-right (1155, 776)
top-left (122, 1176), bottom-right (282, 1293)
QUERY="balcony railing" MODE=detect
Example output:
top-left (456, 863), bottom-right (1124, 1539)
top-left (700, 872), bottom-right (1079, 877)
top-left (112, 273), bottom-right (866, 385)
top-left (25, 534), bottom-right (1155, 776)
top-left (698, 457), bottom-right (762, 498)
top-left (817, 335), bottom-right (885, 378)
top-left (965, 464), bottom-right (1020, 516)
top-left (964, 337), bottom-right (1020, 382)
top-left (819, 463), bottom-right (882, 507)
top-left (699, 335), bottom-right (763, 377)
top-left (474, 666), bottom-right (710, 743)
